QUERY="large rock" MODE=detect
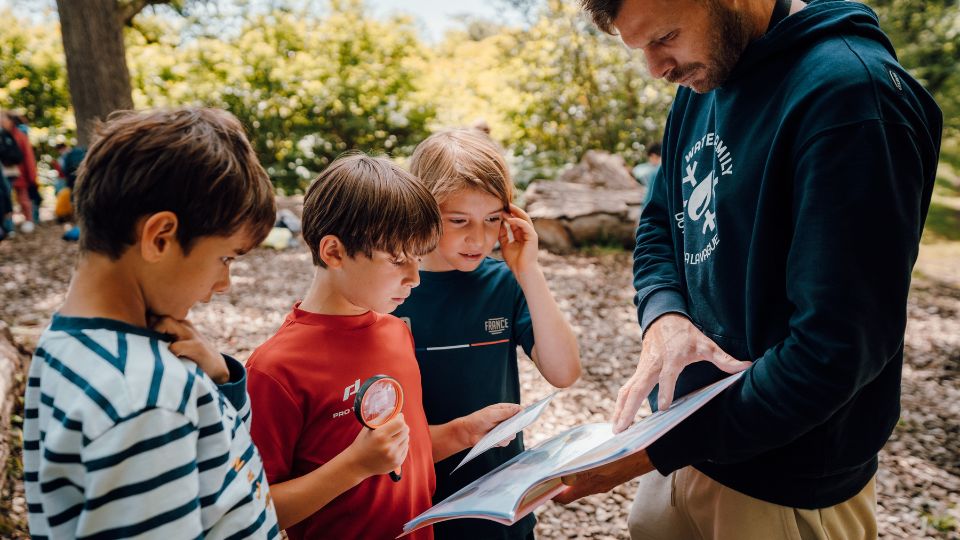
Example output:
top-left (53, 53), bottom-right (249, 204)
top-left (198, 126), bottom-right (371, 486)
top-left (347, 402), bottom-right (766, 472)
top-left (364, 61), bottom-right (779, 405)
top-left (525, 151), bottom-right (646, 251)
top-left (555, 149), bottom-right (639, 189)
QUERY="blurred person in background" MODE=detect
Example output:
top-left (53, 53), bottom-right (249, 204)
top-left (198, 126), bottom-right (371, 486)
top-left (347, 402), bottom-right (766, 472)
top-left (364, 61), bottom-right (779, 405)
top-left (14, 113), bottom-right (43, 224)
top-left (1, 112), bottom-right (37, 233)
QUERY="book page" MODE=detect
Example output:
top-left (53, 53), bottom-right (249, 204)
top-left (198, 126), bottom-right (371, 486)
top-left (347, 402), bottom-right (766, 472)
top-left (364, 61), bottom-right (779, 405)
top-left (452, 392), bottom-right (558, 473)
top-left (402, 372), bottom-right (744, 536)
top-left (403, 423), bottom-right (614, 532)
top-left (554, 371), bottom-right (744, 477)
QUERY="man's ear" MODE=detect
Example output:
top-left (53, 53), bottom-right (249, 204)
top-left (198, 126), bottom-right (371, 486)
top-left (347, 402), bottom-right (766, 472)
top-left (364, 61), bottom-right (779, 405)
top-left (318, 235), bottom-right (347, 268)
top-left (138, 211), bottom-right (179, 262)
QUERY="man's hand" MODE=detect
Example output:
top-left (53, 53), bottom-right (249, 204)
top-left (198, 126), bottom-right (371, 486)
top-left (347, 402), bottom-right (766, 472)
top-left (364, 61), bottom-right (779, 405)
top-left (554, 449), bottom-right (655, 504)
top-left (151, 316), bottom-right (230, 384)
top-left (613, 313), bottom-right (751, 432)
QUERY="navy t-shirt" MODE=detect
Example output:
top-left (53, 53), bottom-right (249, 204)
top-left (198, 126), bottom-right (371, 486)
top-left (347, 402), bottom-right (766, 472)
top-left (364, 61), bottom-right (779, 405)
top-left (394, 257), bottom-right (537, 540)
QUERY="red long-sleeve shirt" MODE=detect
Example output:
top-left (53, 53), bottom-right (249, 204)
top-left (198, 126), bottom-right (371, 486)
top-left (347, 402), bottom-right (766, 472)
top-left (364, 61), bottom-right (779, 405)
top-left (10, 128), bottom-right (37, 187)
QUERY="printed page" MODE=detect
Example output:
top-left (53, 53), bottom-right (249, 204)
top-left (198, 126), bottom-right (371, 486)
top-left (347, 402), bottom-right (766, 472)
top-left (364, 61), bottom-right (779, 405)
top-left (402, 372), bottom-right (744, 536)
top-left (554, 371), bottom-right (744, 477)
top-left (403, 423), bottom-right (614, 533)
top-left (453, 392), bottom-right (558, 473)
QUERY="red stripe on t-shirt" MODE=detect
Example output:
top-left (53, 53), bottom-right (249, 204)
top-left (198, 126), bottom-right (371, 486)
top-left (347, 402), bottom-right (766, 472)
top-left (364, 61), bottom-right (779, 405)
top-left (470, 339), bottom-right (510, 347)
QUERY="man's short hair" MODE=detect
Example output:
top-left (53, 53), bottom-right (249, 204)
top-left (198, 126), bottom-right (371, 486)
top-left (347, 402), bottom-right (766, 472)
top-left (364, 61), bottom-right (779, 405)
top-left (580, 0), bottom-right (625, 35)
top-left (74, 107), bottom-right (276, 259)
top-left (301, 153), bottom-right (442, 267)
top-left (648, 142), bottom-right (662, 157)
top-left (408, 128), bottom-right (513, 207)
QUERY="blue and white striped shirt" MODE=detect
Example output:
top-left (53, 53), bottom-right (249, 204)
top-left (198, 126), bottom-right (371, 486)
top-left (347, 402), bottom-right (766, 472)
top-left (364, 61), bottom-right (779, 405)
top-left (23, 314), bottom-right (280, 539)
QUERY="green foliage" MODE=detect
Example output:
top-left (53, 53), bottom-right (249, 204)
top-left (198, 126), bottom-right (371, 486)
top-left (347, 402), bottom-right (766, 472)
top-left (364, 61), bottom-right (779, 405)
top-left (922, 163), bottom-right (960, 244)
top-left (126, 0), bottom-right (435, 192)
top-left (0, 8), bottom-right (73, 151)
top-left (866, 0), bottom-right (960, 160)
top-left (924, 199), bottom-right (960, 243)
top-left (4, 0), bottom-right (956, 190)
top-left (4, 1), bottom-right (671, 190)
top-left (498, 0), bottom-right (673, 186)
top-left (922, 511), bottom-right (958, 533)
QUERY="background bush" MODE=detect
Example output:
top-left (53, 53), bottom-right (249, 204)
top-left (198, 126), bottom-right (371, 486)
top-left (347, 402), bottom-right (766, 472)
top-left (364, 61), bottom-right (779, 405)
top-left (1, 0), bottom-right (956, 190)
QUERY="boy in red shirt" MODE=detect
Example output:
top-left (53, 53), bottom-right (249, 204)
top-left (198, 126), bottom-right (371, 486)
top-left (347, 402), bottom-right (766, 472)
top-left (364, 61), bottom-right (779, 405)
top-left (247, 154), bottom-right (520, 539)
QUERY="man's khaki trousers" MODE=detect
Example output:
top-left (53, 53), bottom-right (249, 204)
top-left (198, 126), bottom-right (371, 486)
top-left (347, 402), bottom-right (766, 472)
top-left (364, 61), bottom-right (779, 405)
top-left (628, 466), bottom-right (877, 540)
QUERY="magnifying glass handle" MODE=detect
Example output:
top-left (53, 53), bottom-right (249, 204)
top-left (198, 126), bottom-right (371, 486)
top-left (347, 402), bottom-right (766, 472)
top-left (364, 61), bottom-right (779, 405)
top-left (390, 467), bottom-right (402, 482)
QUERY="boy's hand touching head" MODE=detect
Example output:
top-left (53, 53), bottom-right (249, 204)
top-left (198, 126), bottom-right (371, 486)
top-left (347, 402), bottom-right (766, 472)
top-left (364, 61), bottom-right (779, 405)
top-left (151, 315), bottom-right (229, 384)
top-left (498, 204), bottom-right (540, 277)
top-left (343, 413), bottom-right (410, 479)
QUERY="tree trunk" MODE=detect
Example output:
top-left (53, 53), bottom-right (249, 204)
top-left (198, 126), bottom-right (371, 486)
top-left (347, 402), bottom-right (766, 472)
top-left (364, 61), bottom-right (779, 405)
top-left (56, 0), bottom-right (134, 147)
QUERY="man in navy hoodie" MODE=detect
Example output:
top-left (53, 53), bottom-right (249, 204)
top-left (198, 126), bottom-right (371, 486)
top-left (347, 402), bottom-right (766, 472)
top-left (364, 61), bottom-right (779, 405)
top-left (558, 0), bottom-right (942, 538)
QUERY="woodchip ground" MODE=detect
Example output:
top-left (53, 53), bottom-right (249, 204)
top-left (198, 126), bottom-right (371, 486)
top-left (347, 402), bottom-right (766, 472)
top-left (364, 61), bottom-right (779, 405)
top-left (1, 222), bottom-right (957, 539)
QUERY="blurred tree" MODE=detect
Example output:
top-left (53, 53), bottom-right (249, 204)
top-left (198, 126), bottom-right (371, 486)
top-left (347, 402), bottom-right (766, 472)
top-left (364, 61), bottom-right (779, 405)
top-left (54, 0), bottom-right (189, 146)
top-left (420, 25), bottom-right (519, 146)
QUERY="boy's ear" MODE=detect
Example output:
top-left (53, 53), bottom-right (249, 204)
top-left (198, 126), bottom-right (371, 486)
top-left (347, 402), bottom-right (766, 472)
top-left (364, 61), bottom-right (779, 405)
top-left (138, 211), bottom-right (180, 262)
top-left (318, 235), bottom-right (346, 268)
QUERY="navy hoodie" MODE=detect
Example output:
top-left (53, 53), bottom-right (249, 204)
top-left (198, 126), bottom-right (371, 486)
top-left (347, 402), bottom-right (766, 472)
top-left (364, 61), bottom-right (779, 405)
top-left (636, 0), bottom-right (942, 508)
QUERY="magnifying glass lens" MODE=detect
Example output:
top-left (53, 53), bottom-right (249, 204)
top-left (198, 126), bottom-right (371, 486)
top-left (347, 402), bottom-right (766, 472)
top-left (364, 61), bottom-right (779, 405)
top-left (360, 381), bottom-right (399, 427)
top-left (354, 375), bottom-right (405, 483)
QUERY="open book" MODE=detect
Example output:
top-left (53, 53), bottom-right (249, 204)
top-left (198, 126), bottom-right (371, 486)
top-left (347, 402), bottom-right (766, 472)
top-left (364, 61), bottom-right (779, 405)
top-left (402, 372), bottom-right (743, 536)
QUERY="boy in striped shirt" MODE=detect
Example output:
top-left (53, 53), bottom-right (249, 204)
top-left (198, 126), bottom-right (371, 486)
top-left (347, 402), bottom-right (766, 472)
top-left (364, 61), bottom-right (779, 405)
top-left (22, 108), bottom-right (280, 539)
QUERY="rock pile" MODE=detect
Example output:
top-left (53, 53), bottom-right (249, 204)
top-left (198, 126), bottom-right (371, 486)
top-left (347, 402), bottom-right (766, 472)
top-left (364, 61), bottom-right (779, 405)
top-left (525, 151), bottom-right (646, 252)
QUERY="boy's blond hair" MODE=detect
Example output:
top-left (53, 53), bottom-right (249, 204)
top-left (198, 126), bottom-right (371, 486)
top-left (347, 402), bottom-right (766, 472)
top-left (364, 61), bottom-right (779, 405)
top-left (302, 153), bottom-right (442, 267)
top-left (408, 128), bottom-right (513, 206)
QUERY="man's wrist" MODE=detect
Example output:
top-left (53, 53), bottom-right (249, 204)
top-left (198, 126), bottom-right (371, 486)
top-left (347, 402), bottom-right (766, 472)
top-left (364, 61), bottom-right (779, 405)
top-left (639, 289), bottom-right (690, 336)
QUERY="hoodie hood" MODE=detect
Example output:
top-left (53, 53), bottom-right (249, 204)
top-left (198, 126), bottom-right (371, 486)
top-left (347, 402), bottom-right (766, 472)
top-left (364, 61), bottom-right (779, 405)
top-left (727, 0), bottom-right (895, 83)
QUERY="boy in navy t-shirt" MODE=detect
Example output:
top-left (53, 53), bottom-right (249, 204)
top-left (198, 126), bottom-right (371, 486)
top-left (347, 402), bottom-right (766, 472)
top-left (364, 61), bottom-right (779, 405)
top-left (395, 129), bottom-right (582, 539)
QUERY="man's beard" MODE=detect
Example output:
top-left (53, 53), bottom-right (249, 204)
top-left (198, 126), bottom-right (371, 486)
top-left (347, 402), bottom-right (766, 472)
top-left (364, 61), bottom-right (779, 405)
top-left (667, 0), bottom-right (754, 93)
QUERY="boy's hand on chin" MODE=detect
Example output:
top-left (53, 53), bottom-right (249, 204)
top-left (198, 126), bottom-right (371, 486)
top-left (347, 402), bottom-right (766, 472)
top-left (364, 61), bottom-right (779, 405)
top-left (151, 315), bottom-right (230, 384)
top-left (461, 403), bottom-right (522, 447)
top-left (499, 204), bottom-right (539, 276)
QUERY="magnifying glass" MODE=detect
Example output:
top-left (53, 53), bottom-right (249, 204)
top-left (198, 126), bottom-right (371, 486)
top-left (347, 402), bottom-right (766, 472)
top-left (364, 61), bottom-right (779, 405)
top-left (353, 375), bottom-right (404, 482)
